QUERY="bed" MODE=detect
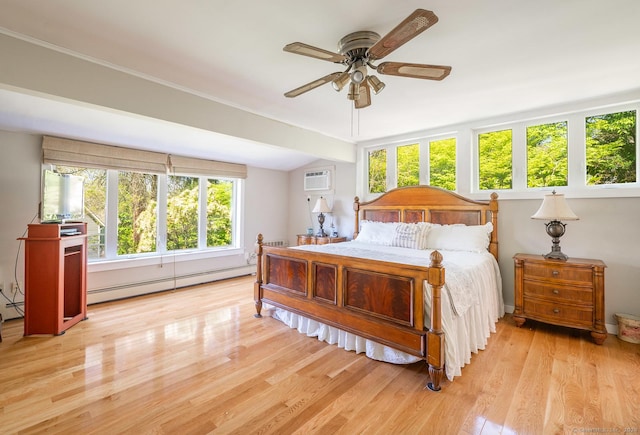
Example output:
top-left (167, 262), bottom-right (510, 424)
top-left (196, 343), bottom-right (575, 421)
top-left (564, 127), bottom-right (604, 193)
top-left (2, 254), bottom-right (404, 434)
top-left (253, 186), bottom-right (502, 391)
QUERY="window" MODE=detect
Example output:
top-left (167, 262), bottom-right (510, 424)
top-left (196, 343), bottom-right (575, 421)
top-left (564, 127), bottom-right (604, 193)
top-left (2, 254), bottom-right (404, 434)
top-left (207, 179), bottom-right (233, 247)
top-left (478, 129), bottom-right (512, 190)
top-left (429, 138), bottom-right (456, 191)
top-left (45, 166), bottom-right (239, 261)
top-left (368, 148), bottom-right (387, 193)
top-left (586, 110), bottom-right (636, 185)
top-left (527, 121), bottom-right (568, 188)
top-left (396, 143), bottom-right (419, 187)
top-left (362, 102), bottom-right (639, 199)
top-left (118, 171), bottom-right (158, 255)
top-left (167, 175), bottom-right (199, 251)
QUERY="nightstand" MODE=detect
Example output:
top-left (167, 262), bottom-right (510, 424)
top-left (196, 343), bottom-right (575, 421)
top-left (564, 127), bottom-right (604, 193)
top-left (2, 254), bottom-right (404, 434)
top-left (297, 234), bottom-right (347, 245)
top-left (513, 253), bottom-right (607, 344)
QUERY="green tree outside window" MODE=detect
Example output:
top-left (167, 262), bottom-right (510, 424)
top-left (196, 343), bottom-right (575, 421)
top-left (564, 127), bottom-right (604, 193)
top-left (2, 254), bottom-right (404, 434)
top-left (429, 138), bottom-right (456, 191)
top-left (479, 129), bottom-right (513, 190)
top-left (527, 122), bottom-right (568, 188)
top-left (397, 143), bottom-right (419, 187)
top-left (368, 149), bottom-right (387, 193)
top-left (586, 110), bottom-right (636, 185)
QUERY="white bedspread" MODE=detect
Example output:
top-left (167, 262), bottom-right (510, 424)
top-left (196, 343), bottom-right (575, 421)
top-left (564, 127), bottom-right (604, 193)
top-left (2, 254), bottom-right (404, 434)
top-left (268, 241), bottom-right (504, 381)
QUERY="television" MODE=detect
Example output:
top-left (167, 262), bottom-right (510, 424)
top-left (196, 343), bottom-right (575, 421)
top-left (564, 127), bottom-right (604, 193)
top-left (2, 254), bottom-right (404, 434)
top-left (41, 170), bottom-right (85, 223)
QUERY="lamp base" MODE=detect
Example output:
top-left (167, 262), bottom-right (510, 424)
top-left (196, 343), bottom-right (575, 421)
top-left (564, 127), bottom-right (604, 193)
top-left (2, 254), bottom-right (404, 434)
top-left (543, 220), bottom-right (569, 261)
top-left (316, 212), bottom-right (326, 237)
top-left (543, 250), bottom-right (568, 261)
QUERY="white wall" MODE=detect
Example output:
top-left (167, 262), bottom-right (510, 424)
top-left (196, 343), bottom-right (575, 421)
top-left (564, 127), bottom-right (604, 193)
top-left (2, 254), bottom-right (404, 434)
top-left (499, 197), bottom-right (640, 327)
top-left (0, 130), bottom-right (290, 321)
top-left (288, 159), bottom-right (357, 245)
top-left (0, 33), bottom-right (354, 163)
top-left (0, 131), bottom-right (41, 321)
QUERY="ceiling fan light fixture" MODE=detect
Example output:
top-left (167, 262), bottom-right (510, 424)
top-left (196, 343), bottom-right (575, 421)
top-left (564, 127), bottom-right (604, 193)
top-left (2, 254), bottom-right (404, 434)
top-left (331, 71), bottom-right (350, 92)
top-left (367, 75), bottom-right (385, 94)
top-left (347, 82), bottom-right (360, 100)
top-left (350, 60), bottom-right (367, 84)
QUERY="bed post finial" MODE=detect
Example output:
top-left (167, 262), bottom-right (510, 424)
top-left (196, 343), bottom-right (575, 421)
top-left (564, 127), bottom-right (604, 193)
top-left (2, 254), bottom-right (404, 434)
top-left (353, 196), bottom-right (360, 239)
top-left (254, 233), bottom-right (264, 318)
top-left (353, 196), bottom-right (360, 240)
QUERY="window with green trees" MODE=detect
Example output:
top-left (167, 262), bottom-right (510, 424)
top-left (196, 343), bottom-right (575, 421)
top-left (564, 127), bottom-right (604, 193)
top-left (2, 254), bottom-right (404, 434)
top-left (364, 103), bottom-right (637, 197)
top-left (527, 121), bottom-right (568, 187)
top-left (397, 143), bottom-right (419, 187)
top-left (368, 148), bottom-right (387, 193)
top-left (207, 179), bottom-right (233, 247)
top-left (478, 129), bottom-right (513, 190)
top-left (46, 166), bottom-right (237, 261)
top-left (586, 110), bottom-right (636, 185)
top-left (429, 138), bottom-right (456, 191)
top-left (118, 171), bottom-right (158, 255)
top-left (167, 175), bottom-right (199, 251)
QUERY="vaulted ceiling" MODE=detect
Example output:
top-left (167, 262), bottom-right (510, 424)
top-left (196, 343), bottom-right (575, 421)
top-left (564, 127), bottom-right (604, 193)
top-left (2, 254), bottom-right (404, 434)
top-left (1, 0), bottom-right (639, 170)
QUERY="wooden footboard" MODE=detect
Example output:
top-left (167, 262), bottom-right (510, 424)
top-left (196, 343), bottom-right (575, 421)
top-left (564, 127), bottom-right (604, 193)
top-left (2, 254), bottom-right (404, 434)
top-left (253, 234), bottom-right (446, 391)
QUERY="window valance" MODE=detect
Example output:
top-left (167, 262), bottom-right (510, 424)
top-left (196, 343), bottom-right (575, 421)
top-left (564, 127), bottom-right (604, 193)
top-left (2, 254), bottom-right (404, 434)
top-left (167, 155), bottom-right (247, 179)
top-left (42, 136), bottom-right (247, 179)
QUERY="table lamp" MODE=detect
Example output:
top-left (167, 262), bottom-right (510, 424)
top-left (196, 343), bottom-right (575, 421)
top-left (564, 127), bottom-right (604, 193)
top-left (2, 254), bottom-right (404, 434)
top-left (312, 197), bottom-right (332, 237)
top-left (531, 191), bottom-right (579, 261)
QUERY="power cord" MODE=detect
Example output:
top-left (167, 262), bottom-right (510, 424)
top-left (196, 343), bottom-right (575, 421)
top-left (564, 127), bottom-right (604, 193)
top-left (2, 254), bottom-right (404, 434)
top-left (3, 211), bottom-right (39, 318)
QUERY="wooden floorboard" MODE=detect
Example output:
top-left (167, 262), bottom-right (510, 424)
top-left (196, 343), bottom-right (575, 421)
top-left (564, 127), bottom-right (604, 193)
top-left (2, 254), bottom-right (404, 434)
top-left (0, 275), bottom-right (638, 434)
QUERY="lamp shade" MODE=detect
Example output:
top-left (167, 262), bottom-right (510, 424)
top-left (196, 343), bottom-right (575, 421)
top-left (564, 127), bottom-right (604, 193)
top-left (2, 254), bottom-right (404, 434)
top-left (531, 191), bottom-right (578, 221)
top-left (312, 197), bottom-right (331, 213)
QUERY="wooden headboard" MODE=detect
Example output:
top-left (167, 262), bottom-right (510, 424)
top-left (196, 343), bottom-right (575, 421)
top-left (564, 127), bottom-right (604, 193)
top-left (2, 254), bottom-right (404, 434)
top-left (353, 186), bottom-right (499, 260)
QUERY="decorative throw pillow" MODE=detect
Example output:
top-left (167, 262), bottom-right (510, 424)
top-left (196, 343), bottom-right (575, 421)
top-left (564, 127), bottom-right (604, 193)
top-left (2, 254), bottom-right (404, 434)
top-left (392, 222), bottom-right (431, 250)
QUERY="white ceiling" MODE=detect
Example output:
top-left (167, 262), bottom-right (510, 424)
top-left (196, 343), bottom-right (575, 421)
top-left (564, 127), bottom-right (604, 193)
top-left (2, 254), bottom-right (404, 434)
top-left (1, 0), bottom-right (640, 170)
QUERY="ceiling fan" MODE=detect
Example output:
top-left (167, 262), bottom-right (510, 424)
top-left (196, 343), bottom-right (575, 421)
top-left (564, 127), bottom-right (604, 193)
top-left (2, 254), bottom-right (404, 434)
top-left (283, 9), bottom-right (451, 109)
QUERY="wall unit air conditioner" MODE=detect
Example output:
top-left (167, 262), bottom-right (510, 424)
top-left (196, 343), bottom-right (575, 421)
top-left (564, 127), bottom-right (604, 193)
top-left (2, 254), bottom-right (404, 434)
top-left (304, 169), bottom-right (331, 191)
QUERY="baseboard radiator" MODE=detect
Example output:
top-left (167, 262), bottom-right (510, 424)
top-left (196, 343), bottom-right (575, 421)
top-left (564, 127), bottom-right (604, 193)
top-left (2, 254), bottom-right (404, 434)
top-left (262, 240), bottom-right (288, 247)
top-left (84, 264), bottom-right (256, 306)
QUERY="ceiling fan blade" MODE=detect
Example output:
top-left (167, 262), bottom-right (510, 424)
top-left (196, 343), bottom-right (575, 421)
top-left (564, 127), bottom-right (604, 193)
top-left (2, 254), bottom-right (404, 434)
top-left (283, 42), bottom-right (347, 63)
top-left (284, 72), bottom-right (343, 98)
top-left (377, 62), bottom-right (451, 80)
top-left (368, 9), bottom-right (439, 60)
top-left (355, 81), bottom-right (371, 109)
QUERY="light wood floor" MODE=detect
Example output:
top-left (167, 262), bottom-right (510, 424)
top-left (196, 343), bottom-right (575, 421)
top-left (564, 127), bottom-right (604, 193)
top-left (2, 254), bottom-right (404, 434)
top-left (0, 275), bottom-right (638, 434)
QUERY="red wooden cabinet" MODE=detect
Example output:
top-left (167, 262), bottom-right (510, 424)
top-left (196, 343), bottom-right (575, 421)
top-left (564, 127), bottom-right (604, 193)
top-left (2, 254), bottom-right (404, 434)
top-left (22, 223), bottom-right (88, 336)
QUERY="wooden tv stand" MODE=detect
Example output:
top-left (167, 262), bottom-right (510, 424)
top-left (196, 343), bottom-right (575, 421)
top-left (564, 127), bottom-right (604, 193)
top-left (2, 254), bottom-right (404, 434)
top-left (21, 222), bottom-right (88, 336)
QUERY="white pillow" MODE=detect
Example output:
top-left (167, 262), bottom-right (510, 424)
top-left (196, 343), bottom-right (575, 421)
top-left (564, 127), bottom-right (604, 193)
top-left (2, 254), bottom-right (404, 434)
top-left (425, 222), bottom-right (493, 253)
top-left (392, 222), bottom-right (431, 250)
top-left (355, 220), bottom-right (399, 245)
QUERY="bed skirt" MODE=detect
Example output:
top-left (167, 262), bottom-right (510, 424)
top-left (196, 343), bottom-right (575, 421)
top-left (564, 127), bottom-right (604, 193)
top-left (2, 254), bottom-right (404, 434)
top-left (267, 276), bottom-right (504, 381)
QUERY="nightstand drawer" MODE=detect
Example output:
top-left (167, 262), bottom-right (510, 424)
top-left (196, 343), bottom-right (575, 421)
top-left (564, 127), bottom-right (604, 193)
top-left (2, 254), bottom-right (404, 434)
top-left (523, 262), bottom-right (592, 284)
top-left (523, 281), bottom-right (593, 305)
top-left (523, 297), bottom-right (593, 328)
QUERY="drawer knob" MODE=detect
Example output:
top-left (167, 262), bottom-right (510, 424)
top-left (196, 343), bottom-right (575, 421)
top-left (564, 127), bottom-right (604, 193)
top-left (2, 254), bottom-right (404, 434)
top-left (552, 289), bottom-right (560, 295)
top-left (553, 308), bottom-right (560, 314)
top-left (552, 270), bottom-right (559, 277)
